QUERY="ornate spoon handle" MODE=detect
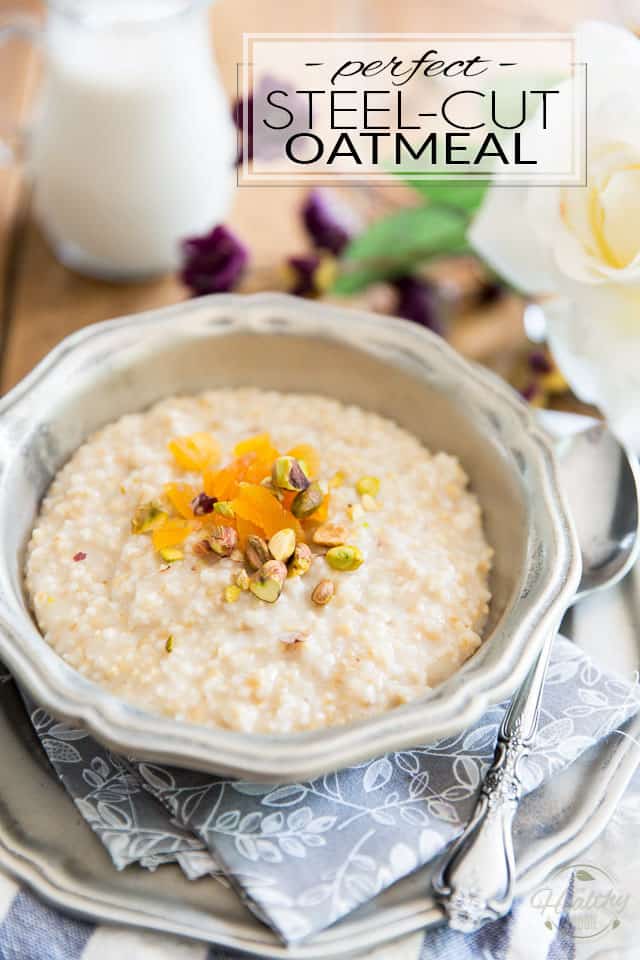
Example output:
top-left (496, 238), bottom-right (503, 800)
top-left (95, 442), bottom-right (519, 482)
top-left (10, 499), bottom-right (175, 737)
top-left (432, 626), bottom-right (557, 932)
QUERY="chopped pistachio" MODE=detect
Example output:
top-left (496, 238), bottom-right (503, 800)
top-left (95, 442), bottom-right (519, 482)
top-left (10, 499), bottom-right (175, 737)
top-left (208, 525), bottom-right (238, 557)
top-left (230, 548), bottom-right (245, 563)
top-left (131, 500), bottom-right (168, 534)
top-left (158, 546), bottom-right (183, 564)
top-left (288, 542), bottom-right (313, 578)
top-left (268, 528), bottom-right (297, 562)
top-left (249, 559), bottom-right (287, 603)
top-left (312, 523), bottom-right (348, 547)
top-left (291, 481), bottom-right (324, 518)
top-left (235, 568), bottom-right (251, 591)
top-left (329, 470), bottom-right (346, 488)
top-left (224, 584), bottom-right (242, 603)
top-left (356, 476), bottom-right (380, 498)
top-left (361, 493), bottom-right (379, 512)
top-left (312, 579), bottom-right (335, 605)
top-left (193, 539), bottom-right (215, 560)
top-left (165, 634), bottom-right (174, 653)
top-left (213, 500), bottom-right (235, 519)
top-left (325, 545), bottom-right (364, 572)
top-left (246, 534), bottom-right (270, 570)
top-left (272, 456), bottom-right (310, 492)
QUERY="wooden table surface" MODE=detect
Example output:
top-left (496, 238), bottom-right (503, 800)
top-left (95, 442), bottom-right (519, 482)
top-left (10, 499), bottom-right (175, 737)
top-left (0, 0), bottom-right (619, 396)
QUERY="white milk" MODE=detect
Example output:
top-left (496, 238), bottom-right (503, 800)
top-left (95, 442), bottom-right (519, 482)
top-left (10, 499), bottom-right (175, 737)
top-left (30, 1), bottom-right (234, 278)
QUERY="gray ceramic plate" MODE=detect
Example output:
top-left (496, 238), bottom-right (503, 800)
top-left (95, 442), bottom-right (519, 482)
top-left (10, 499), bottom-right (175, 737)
top-left (0, 294), bottom-right (580, 781)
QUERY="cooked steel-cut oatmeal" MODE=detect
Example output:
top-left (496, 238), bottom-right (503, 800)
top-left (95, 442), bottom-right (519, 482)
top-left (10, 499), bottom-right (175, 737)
top-left (25, 389), bottom-right (492, 733)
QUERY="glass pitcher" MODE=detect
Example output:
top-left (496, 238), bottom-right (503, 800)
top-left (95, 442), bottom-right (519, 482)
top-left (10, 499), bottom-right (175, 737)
top-left (0, 0), bottom-right (234, 279)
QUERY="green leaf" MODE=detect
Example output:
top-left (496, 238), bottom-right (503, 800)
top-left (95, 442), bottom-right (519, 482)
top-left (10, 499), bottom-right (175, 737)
top-left (400, 178), bottom-right (489, 214)
top-left (331, 205), bottom-right (470, 295)
top-left (613, 917), bottom-right (621, 929)
top-left (575, 869), bottom-right (595, 881)
top-left (344, 205), bottom-right (467, 264)
top-left (332, 264), bottom-right (397, 297)
top-left (544, 920), bottom-right (554, 930)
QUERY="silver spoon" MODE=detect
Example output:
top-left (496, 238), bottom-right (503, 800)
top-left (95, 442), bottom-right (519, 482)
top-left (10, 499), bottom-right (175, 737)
top-left (433, 421), bottom-right (640, 932)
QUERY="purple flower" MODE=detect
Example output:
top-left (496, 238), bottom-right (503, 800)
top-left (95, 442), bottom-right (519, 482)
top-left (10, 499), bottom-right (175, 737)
top-left (528, 350), bottom-right (553, 374)
top-left (180, 225), bottom-right (248, 297)
top-left (302, 190), bottom-right (355, 255)
top-left (393, 276), bottom-right (443, 335)
top-left (285, 255), bottom-right (322, 297)
top-left (284, 254), bottom-right (337, 298)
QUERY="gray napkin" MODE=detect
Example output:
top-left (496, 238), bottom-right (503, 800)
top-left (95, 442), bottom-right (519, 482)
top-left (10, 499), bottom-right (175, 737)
top-left (20, 635), bottom-right (640, 944)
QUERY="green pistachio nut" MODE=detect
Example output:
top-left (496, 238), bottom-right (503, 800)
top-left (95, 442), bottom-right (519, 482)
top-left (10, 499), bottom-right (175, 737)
top-left (288, 542), bottom-right (313, 578)
top-left (208, 525), bottom-right (238, 557)
top-left (131, 500), bottom-right (168, 534)
top-left (249, 559), bottom-right (287, 603)
top-left (291, 481), bottom-right (324, 518)
top-left (325, 544), bottom-right (364, 572)
top-left (271, 456), bottom-right (310, 492)
top-left (268, 528), bottom-right (297, 562)
top-left (246, 534), bottom-right (270, 570)
top-left (213, 501), bottom-right (235, 518)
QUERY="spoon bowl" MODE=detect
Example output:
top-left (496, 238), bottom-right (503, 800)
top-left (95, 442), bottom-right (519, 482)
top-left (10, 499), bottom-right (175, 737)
top-left (555, 421), bottom-right (640, 602)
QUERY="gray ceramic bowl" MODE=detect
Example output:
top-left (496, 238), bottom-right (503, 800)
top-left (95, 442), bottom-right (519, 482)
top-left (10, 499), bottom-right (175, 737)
top-left (0, 293), bottom-right (580, 781)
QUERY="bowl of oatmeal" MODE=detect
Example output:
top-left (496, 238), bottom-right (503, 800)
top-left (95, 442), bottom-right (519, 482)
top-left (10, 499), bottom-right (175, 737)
top-left (0, 294), bottom-right (580, 780)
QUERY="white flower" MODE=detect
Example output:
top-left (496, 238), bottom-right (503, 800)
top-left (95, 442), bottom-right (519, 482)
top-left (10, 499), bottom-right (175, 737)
top-left (470, 21), bottom-right (640, 450)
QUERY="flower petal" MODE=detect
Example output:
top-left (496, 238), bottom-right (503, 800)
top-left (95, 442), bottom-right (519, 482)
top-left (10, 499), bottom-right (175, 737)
top-left (576, 20), bottom-right (640, 69)
top-left (469, 185), bottom-right (554, 295)
top-left (302, 190), bottom-right (358, 255)
top-left (545, 291), bottom-right (640, 449)
top-left (180, 225), bottom-right (248, 297)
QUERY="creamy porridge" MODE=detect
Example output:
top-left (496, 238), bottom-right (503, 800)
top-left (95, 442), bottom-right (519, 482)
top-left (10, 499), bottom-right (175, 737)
top-left (25, 389), bottom-right (492, 733)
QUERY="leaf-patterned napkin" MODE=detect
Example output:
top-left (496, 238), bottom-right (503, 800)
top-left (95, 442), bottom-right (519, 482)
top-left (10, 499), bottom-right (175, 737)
top-left (19, 635), bottom-right (640, 944)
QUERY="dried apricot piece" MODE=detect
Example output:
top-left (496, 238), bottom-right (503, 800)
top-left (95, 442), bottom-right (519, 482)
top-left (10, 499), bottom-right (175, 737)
top-left (168, 432), bottom-right (220, 472)
top-left (164, 483), bottom-right (198, 520)
top-left (204, 465), bottom-right (234, 500)
top-left (287, 444), bottom-right (320, 478)
top-left (235, 515), bottom-right (266, 549)
top-left (232, 483), bottom-right (303, 539)
top-left (234, 433), bottom-right (279, 462)
top-left (199, 509), bottom-right (235, 530)
top-left (152, 518), bottom-right (193, 551)
top-left (244, 455), bottom-right (275, 485)
top-left (203, 454), bottom-right (254, 500)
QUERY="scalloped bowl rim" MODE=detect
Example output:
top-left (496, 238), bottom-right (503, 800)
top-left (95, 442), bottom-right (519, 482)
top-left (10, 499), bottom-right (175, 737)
top-left (0, 293), bottom-right (581, 780)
